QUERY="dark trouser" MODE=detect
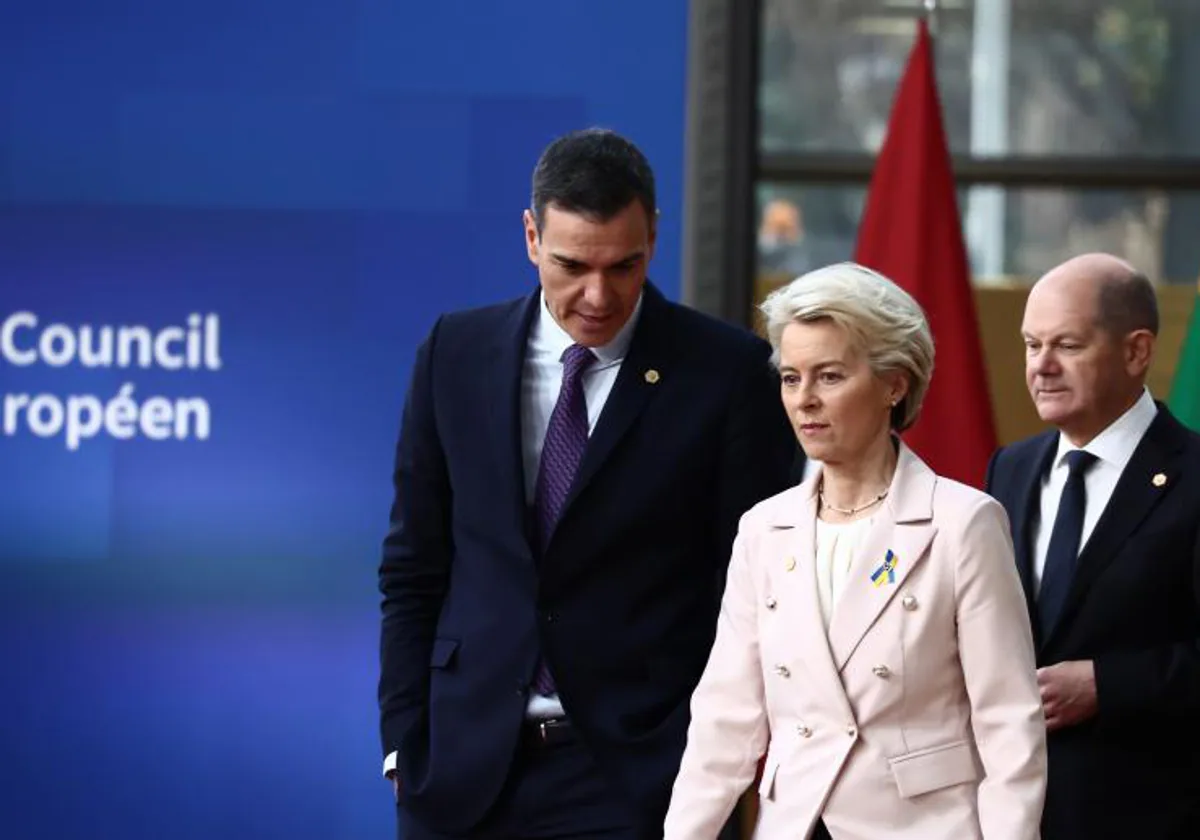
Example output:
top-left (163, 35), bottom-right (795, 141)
top-left (399, 719), bottom-right (644, 840)
top-left (810, 818), bottom-right (833, 840)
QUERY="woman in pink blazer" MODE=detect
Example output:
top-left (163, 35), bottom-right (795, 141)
top-left (664, 263), bottom-right (1046, 840)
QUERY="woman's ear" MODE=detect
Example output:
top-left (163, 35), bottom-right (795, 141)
top-left (884, 371), bottom-right (910, 408)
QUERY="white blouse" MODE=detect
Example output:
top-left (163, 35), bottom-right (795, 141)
top-left (814, 515), bottom-right (875, 629)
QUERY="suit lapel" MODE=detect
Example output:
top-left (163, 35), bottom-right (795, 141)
top-left (767, 480), bottom-right (857, 721)
top-left (559, 284), bottom-right (668, 518)
top-left (484, 289), bottom-right (540, 558)
top-left (1012, 434), bottom-right (1057, 621)
top-left (1046, 407), bottom-right (1188, 647)
top-left (827, 447), bottom-right (938, 672)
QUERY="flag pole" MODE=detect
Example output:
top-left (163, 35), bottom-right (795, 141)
top-left (924, 0), bottom-right (939, 37)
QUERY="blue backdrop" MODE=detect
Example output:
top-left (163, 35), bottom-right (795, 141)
top-left (0, 3), bottom-right (688, 837)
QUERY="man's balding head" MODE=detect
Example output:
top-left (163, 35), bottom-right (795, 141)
top-left (1021, 253), bottom-right (1158, 446)
top-left (1034, 253), bottom-right (1158, 338)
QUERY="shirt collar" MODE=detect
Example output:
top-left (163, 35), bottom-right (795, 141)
top-left (1053, 388), bottom-right (1158, 472)
top-left (533, 289), bottom-right (644, 366)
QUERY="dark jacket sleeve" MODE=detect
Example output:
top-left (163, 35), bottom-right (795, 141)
top-left (712, 339), bottom-right (796, 584)
top-left (644, 335), bottom-right (795, 824)
top-left (983, 447), bottom-right (1003, 497)
top-left (1093, 521), bottom-right (1200, 722)
top-left (378, 317), bottom-right (453, 760)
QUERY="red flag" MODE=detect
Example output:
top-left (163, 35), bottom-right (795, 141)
top-left (853, 20), bottom-right (997, 488)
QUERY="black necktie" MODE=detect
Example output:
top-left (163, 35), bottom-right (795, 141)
top-left (1038, 450), bottom-right (1098, 637)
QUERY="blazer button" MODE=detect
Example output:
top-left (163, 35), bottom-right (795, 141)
top-left (871, 664), bottom-right (891, 678)
top-left (774, 664), bottom-right (791, 678)
top-left (796, 724), bottom-right (812, 738)
top-left (901, 593), bottom-right (918, 611)
top-left (846, 725), bottom-right (857, 738)
top-left (765, 596), bottom-right (777, 610)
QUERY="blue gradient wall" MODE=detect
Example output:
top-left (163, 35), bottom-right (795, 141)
top-left (0, 3), bottom-right (688, 837)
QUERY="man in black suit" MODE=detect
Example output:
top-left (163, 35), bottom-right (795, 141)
top-left (985, 253), bottom-right (1200, 840)
top-left (377, 128), bottom-right (795, 839)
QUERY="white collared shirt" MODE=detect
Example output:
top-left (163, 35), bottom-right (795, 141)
top-left (1031, 388), bottom-right (1158, 593)
top-left (520, 291), bottom-right (642, 502)
top-left (519, 290), bottom-right (642, 718)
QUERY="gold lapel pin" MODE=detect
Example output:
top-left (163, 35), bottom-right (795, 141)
top-left (644, 369), bottom-right (660, 384)
top-left (784, 556), bottom-right (796, 572)
top-left (1152, 473), bottom-right (1167, 487)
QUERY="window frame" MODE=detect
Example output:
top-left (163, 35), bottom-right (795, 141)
top-left (683, 0), bottom-right (1200, 326)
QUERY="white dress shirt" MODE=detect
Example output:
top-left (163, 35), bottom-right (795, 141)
top-left (521, 292), bottom-right (641, 503)
top-left (520, 291), bottom-right (641, 717)
top-left (1031, 388), bottom-right (1158, 593)
top-left (385, 292), bottom-right (643, 776)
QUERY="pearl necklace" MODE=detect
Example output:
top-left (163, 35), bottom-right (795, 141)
top-left (819, 487), bottom-right (889, 516)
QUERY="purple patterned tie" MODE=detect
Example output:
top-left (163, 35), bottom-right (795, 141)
top-left (531, 343), bottom-right (595, 695)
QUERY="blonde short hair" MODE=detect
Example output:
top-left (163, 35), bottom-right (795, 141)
top-left (759, 262), bottom-right (935, 431)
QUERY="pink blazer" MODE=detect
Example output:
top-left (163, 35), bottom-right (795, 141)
top-left (664, 444), bottom-right (1046, 840)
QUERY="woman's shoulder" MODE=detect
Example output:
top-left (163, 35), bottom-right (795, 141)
top-left (930, 474), bottom-right (1008, 534)
top-left (896, 444), bottom-right (1004, 528)
top-left (738, 482), bottom-right (813, 532)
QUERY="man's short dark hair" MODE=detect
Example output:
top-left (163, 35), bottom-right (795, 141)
top-left (1097, 271), bottom-right (1160, 336)
top-left (530, 128), bottom-right (656, 233)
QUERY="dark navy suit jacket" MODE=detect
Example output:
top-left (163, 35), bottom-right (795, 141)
top-left (985, 405), bottom-right (1200, 840)
top-left (378, 283), bottom-right (796, 834)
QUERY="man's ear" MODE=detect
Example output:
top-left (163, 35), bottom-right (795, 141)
top-left (523, 209), bottom-right (540, 265)
top-left (1124, 329), bottom-right (1155, 378)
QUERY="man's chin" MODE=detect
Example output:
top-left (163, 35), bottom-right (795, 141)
top-left (569, 318), bottom-right (620, 346)
top-left (1034, 404), bottom-right (1070, 426)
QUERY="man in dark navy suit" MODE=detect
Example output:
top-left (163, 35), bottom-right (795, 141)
top-left (378, 128), bottom-right (795, 839)
top-left (985, 254), bottom-right (1200, 840)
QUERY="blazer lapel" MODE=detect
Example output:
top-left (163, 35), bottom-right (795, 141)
top-left (767, 478), bottom-right (857, 722)
top-left (559, 284), bottom-right (668, 517)
top-left (827, 446), bottom-right (938, 672)
top-left (1046, 406), bottom-right (1188, 647)
top-left (484, 289), bottom-right (540, 559)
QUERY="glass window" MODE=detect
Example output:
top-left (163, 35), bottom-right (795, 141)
top-left (760, 0), bottom-right (1200, 158)
top-left (755, 183), bottom-right (1200, 288)
top-left (754, 184), bottom-right (866, 280)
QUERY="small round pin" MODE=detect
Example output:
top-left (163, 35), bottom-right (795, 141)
top-left (644, 369), bottom-right (660, 384)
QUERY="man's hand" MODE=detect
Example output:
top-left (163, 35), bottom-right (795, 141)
top-left (1037, 660), bottom-right (1097, 732)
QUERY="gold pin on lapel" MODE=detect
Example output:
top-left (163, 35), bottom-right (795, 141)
top-left (1152, 472), bottom-right (1167, 487)
top-left (644, 369), bottom-right (660, 384)
top-left (784, 556), bottom-right (796, 572)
